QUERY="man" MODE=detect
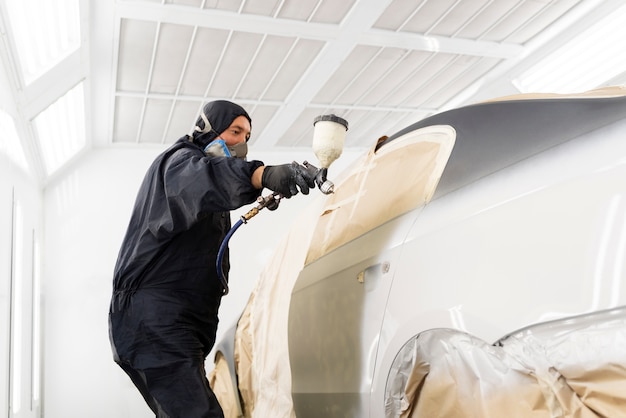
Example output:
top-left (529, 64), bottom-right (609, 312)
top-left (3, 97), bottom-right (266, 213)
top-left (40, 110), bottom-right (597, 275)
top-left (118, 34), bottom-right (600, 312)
top-left (108, 100), bottom-right (315, 417)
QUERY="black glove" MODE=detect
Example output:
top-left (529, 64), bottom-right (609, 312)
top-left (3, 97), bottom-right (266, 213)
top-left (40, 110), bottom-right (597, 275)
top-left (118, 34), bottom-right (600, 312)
top-left (262, 162), bottom-right (316, 198)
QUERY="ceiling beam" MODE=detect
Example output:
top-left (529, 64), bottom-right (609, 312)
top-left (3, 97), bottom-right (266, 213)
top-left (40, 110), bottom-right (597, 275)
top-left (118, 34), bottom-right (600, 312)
top-left (20, 51), bottom-right (84, 119)
top-left (116, 1), bottom-right (522, 59)
top-left (89, 0), bottom-right (117, 147)
top-left (361, 29), bottom-right (523, 59)
top-left (254, 0), bottom-right (396, 148)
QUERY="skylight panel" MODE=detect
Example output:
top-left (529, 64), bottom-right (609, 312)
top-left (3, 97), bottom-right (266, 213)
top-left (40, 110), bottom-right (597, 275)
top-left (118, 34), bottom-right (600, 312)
top-left (4, 0), bottom-right (81, 84)
top-left (514, 5), bottom-right (626, 94)
top-left (33, 82), bottom-right (85, 176)
top-left (0, 109), bottom-right (29, 172)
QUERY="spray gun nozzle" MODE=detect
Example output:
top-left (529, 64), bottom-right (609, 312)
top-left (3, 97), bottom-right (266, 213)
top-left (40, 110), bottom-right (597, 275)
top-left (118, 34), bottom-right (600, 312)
top-left (303, 161), bottom-right (335, 194)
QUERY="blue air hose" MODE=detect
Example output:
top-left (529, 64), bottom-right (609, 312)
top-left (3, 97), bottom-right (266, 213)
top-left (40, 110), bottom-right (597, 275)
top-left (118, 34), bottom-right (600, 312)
top-left (216, 218), bottom-right (244, 295)
top-left (216, 193), bottom-right (281, 295)
top-left (215, 162), bottom-right (332, 295)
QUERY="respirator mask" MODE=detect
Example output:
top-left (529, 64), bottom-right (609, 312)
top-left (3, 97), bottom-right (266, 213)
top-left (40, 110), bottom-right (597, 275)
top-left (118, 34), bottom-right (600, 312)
top-left (203, 139), bottom-right (248, 159)
top-left (191, 110), bottom-right (249, 159)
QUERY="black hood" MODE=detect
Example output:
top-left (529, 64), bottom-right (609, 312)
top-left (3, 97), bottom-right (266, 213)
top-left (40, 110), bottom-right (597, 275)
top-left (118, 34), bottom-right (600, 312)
top-left (189, 100), bottom-right (252, 148)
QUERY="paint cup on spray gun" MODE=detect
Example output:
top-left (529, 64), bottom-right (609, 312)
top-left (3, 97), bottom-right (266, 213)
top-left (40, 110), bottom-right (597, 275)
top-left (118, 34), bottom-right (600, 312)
top-left (308, 114), bottom-right (348, 194)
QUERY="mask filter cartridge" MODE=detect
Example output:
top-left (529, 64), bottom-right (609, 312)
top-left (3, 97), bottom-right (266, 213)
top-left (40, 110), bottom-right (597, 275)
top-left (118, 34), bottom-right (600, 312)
top-left (204, 139), bottom-right (232, 157)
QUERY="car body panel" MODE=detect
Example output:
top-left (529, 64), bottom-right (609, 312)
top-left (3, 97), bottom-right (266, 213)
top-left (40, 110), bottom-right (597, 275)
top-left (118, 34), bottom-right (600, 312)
top-left (211, 87), bottom-right (626, 418)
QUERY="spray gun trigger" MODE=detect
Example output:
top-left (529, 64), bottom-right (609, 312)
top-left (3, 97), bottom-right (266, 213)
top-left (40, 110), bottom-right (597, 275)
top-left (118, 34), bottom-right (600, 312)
top-left (302, 160), bottom-right (318, 178)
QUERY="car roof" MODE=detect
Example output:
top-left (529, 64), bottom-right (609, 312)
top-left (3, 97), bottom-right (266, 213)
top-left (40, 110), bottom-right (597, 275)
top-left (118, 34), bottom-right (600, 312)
top-left (380, 91), bottom-right (626, 200)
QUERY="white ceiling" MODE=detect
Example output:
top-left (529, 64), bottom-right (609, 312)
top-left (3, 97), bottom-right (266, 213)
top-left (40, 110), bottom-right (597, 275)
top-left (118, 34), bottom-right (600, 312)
top-left (2, 0), bottom-right (625, 183)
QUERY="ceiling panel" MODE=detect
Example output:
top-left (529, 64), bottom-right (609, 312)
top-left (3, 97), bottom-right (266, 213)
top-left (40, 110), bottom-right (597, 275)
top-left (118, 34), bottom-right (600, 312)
top-left (261, 38), bottom-right (325, 101)
top-left (427, 57), bottom-right (501, 107)
top-left (150, 23), bottom-right (195, 95)
top-left (384, 111), bottom-right (431, 138)
top-left (398, 53), bottom-right (459, 107)
top-left (423, 0), bottom-right (494, 36)
top-left (277, 106), bottom-right (325, 147)
top-left (207, 31), bottom-right (264, 98)
top-left (113, 96), bottom-right (143, 143)
top-left (417, 56), bottom-right (496, 108)
top-left (480, 1), bottom-right (555, 42)
top-left (201, 0), bottom-right (244, 13)
top-left (402, 0), bottom-right (469, 34)
top-left (453, 1), bottom-right (531, 40)
top-left (373, 1), bottom-right (425, 31)
top-left (457, 0), bottom-right (582, 41)
top-left (305, 0), bottom-right (358, 24)
top-left (164, 100), bottom-right (202, 141)
top-left (336, 47), bottom-right (413, 105)
top-left (171, 0), bottom-right (204, 7)
top-left (345, 109), bottom-right (397, 145)
top-left (116, 19), bottom-right (157, 92)
top-left (245, 104), bottom-right (281, 146)
top-left (312, 45), bottom-right (381, 105)
top-left (505, 0), bottom-right (583, 43)
top-left (241, 0), bottom-right (281, 17)
top-left (139, 98), bottom-right (173, 144)
top-left (179, 27), bottom-right (231, 96)
top-left (359, 51), bottom-right (440, 107)
top-left (235, 35), bottom-right (300, 100)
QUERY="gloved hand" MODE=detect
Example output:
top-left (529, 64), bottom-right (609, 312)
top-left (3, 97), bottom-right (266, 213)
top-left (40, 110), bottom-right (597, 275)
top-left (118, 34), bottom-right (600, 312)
top-left (262, 162), bottom-right (316, 198)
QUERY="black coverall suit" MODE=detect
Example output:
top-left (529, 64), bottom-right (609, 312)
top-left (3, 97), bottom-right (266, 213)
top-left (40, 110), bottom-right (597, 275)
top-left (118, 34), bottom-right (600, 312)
top-left (109, 132), bottom-right (263, 417)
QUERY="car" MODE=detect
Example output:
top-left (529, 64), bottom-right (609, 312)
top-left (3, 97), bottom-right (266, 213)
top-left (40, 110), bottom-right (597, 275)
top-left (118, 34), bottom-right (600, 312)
top-left (210, 86), bottom-right (626, 418)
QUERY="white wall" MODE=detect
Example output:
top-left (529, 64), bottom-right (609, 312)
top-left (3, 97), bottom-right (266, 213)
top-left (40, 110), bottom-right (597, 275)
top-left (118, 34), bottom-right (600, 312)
top-left (0, 155), bottom-right (42, 418)
top-left (41, 146), bottom-right (361, 418)
top-left (1, 45), bottom-right (44, 418)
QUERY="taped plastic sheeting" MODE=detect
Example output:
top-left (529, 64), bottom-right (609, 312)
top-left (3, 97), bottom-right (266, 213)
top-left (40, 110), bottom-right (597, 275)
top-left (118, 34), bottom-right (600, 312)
top-left (385, 307), bottom-right (626, 418)
top-left (208, 352), bottom-right (242, 418)
top-left (235, 296), bottom-right (255, 418)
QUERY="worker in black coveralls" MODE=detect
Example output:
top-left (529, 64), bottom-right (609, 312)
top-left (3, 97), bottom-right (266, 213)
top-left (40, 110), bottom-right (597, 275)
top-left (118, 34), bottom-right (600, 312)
top-left (108, 100), bottom-right (315, 417)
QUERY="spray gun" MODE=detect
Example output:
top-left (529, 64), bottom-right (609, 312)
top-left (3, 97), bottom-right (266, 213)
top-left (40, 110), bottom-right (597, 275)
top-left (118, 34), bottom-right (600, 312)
top-left (308, 113), bottom-right (349, 193)
top-left (216, 114), bottom-right (348, 294)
